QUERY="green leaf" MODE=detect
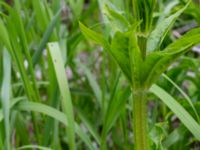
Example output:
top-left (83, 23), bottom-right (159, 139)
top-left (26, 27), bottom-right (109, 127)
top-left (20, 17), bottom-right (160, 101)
top-left (47, 42), bottom-right (75, 150)
top-left (128, 31), bottom-right (143, 88)
top-left (162, 74), bottom-right (200, 122)
top-left (104, 87), bottom-right (130, 134)
top-left (144, 27), bottom-right (200, 88)
top-left (79, 22), bottom-right (110, 50)
top-left (78, 62), bottom-right (102, 106)
top-left (147, 1), bottom-right (190, 52)
top-left (110, 31), bottom-right (131, 82)
top-left (65, 0), bottom-right (84, 18)
top-left (32, 9), bottom-right (61, 65)
top-left (14, 0), bottom-right (41, 102)
top-left (1, 4), bottom-right (39, 103)
top-left (79, 23), bottom-right (132, 82)
top-left (17, 145), bottom-right (52, 150)
top-left (103, 3), bottom-right (129, 33)
top-left (0, 20), bottom-right (12, 52)
top-left (1, 49), bottom-right (11, 150)
top-left (132, 0), bottom-right (157, 33)
top-left (76, 108), bottom-right (101, 145)
top-left (32, 0), bottom-right (49, 32)
top-left (156, 1), bottom-right (179, 24)
top-left (163, 27), bottom-right (200, 54)
top-left (150, 84), bottom-right (200, 140)
top-left (149, 122), bottom-right (167, 149)
top-left (0, 97), bottom-right (25, 122)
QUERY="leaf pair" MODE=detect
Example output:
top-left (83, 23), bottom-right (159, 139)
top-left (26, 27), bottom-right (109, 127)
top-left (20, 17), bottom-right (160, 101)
top-left (80, 21), bottom-right (200, 90)
top-left (143, 27), bottom-right (200, 88)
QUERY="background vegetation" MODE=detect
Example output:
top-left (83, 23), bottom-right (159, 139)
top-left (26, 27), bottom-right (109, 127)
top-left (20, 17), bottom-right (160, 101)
top-left (0, 0), bottom-right (200, 150)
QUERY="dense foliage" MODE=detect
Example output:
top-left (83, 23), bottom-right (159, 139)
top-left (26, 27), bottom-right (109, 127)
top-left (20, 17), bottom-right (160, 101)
top-left (0, 0), bottom-right (200, 150)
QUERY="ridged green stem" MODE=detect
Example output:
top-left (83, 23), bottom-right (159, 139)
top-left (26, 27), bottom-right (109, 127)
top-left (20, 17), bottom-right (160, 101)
top-left (132, 90), bottom-right (149, 150)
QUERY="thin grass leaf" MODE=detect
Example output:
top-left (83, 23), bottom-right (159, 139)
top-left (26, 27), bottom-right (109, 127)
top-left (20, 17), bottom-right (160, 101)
top-left (47, 42), bottom-right (76, 150)
top-left (1, 6), bottom-right (39, 103)
top-left (32, 0), bottom-right (49, 32)
top-left (16, 101), bottom-right (95, 150)
top-left (0, 20), bottom-right (12, 52)
top-left (150, 84), bottom-right (200, 140)
top-left (76, 108), bottom-right (101, 145)
top-left (162, 73), bottom-right (200, 122)
top-left (78, 63), bottom-right (102, 106)
top-left (13, 0), bottom-right (41, 102)
top-left (103, 87), bottom-right (130, 134)
top-left (1, 49), bottom-right (11, 150)
top-left (0, 97), bottom-right (26, 122)
top-left (17, 145), bottom-right (52, 150)
top-left (14, 113), bottom-right (30, 145)
top-left (32, 9), bottom-right (61, 65)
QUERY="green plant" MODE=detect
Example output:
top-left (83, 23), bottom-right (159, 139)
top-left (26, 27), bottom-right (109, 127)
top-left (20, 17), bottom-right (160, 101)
top-left (1, 0), bottom-right (200, 149)
top-left (79, 0), bottom-right (200, 149)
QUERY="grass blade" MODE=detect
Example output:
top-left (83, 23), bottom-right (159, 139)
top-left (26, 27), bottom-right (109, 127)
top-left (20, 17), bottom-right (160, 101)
top-left (32, 9), bottom-right (61, 65)
top-left (0, 97), bottom-right (25, 122)
top-left (16, 101), bottom-right (95, 150)
top-left (17, 145), bottom-right (52, 150)
top-left (162, 73), bottom-right (200, 122)
top-left (150, 84), bottom-right (200, 140)
top-left (78, 62), bottom-right (102, 106)
top-left (76, 107), bottom-right (101, 144)
top-left (1, 49), bottom-right (11, 150)
top-left (47, 42), bottom-right (75, 150)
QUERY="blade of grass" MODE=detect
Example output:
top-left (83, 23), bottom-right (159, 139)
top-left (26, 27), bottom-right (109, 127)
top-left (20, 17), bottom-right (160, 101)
top-left (17, 145), bottom-right (52, 150)
top-left (1, 8), bottom-right (38, 103)
top-left (162, 73), bottom-right (200, 122)
top-left (2, 9), bottom-right (42, 142)
top-left (1, 49), bottom-right (11, 150)
top-left (32, 0), bottom-right (49, 32)
top-left (14, 112), bottom-right (30, 145)
top-left (76, 107), bottom-right (101, 144)
top-left (150, 84), bottom-right (200, 140)
top-left (42, 87), bottom-right (59, 146)
top-left (78, 62), bottom-right (102, 107)
top-left (32, 9), bottom-right (61, 66)
top-left (0, 96), bottom-right (26, 122)
top-left (16, 101), bottom-right (95, 150)
top-left (47, 42), bottom-right (75, 150)
top-left (14, 0), bottom-right (41, 102)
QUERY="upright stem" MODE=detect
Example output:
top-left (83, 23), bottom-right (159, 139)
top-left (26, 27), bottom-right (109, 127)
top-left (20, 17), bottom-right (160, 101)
top-left (132, 90), bottom-right (149, 150)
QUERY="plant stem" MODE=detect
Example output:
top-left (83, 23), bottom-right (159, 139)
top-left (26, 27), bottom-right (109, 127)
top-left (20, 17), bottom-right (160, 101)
top-left (132, 90), bottom-right (149, 150)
